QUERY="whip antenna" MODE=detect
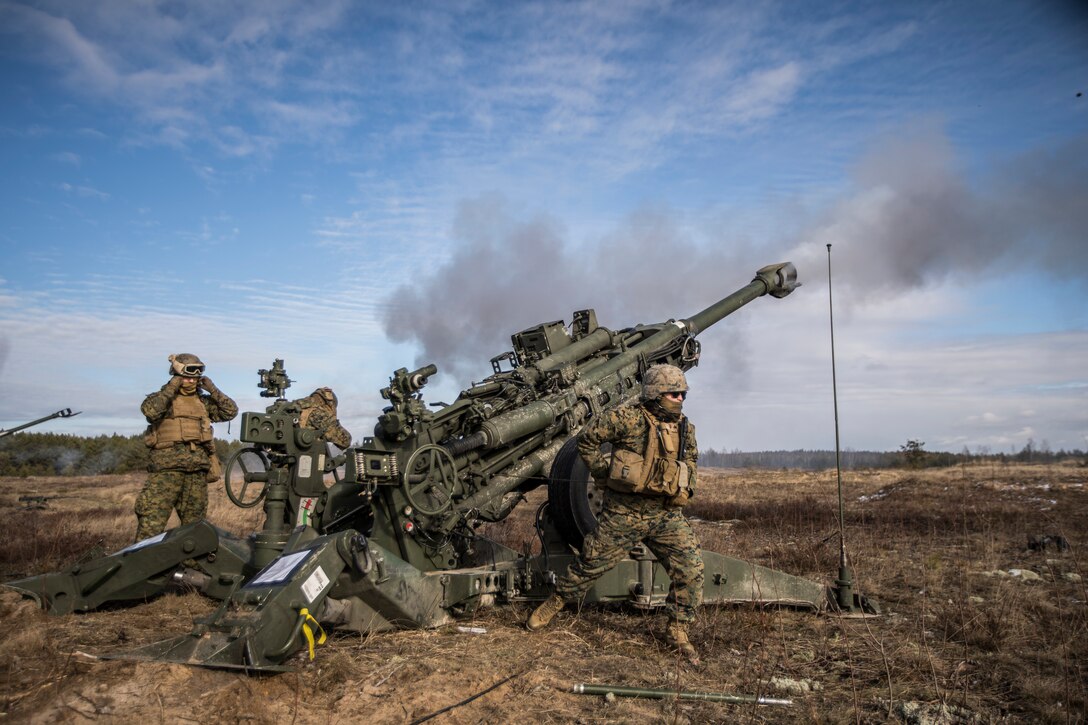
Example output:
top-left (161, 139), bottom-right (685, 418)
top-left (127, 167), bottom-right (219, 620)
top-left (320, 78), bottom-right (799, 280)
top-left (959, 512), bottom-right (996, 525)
top-left (827, 243), bottom-right (855, 610)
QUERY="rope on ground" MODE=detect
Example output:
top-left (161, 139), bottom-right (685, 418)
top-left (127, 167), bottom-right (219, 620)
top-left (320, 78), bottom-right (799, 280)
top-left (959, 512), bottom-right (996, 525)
top-left (407, 668), bottom-right (529, 725)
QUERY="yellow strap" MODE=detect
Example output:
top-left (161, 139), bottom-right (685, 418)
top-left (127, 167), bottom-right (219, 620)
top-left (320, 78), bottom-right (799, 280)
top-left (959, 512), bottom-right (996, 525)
top-left (299, 607), bottom-right (327, 660)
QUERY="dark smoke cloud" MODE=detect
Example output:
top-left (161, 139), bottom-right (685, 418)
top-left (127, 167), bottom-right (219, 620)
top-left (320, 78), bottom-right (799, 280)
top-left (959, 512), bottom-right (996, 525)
top-left (790, 126), bottom-right (1088, 296)
top-left (991, 134), bottom-right (1088, 279)
top-left (382, 195), bottom-right (759, 381)
top-left (384, 127), bottom-right (1088, 382)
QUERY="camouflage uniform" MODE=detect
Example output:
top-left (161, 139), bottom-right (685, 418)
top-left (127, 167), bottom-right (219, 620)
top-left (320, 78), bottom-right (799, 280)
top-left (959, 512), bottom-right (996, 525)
top-left (135, 362), bottom-right (238, 541)
top-left (294, 388), bottom-right (352, 449)
top-left (558, 402), bottom-right (703, 623)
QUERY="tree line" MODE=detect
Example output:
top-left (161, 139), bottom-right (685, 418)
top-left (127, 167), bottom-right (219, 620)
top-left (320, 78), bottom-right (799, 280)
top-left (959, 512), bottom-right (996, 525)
top-left (0, 432), bottom-right (241, 477)
top-left (697, 438), bottom-right (1086, 470)
top-left (1, 432), bottom-right (1083, 477)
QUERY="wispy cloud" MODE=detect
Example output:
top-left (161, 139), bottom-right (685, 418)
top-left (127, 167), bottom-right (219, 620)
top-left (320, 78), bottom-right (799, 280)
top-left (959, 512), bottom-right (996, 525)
top-left (259, 99), bottom-right (360, 142)
top-left (0, 269), bottom-right (406, 437)
top-left (57, 181), bottom-right (109, 200)
top-left (0, 1), bottom-right (354, 156)
top-left (0, 1), bottom-right (916, 179)
top-left (686, 283), bottom-right (1088, 452)
top-left (50, 151), bottom-right (80, 165)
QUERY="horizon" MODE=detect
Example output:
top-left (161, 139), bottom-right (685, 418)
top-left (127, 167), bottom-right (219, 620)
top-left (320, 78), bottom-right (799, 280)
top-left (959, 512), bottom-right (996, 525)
top-left (3, 423), bottom-right (1080, 460)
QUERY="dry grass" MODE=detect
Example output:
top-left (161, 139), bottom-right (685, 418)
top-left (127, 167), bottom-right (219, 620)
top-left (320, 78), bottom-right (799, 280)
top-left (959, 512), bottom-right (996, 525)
top-left (1, 462), bottom-right (1085, 723)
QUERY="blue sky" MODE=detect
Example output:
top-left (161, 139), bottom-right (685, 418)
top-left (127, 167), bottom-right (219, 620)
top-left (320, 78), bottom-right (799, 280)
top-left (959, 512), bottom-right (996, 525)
top-left (1, 0), bottom-right (1086, 454)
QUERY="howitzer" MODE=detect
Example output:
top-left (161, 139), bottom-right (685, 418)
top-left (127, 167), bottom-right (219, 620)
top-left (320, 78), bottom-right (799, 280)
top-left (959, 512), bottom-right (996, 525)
top-left (0, 408), bottom-right (81, 438)
top-left (6, 262), bottom-right (876, 672)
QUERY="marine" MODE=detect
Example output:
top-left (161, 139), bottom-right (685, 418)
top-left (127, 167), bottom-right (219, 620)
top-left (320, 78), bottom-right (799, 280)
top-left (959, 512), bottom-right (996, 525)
top-left (293, 387), bottom-right (353, 449)
top-left (527, 363), bottom-right (704, 665)
top-left (135, 353), bottom-right (238, 541)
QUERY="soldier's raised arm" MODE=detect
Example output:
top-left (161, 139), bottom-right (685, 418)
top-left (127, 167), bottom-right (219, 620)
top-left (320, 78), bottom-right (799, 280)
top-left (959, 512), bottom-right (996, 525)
top-left (141, 375), bottom-right (182, 422)
top-left (200, 376), bottom-right (238, 422)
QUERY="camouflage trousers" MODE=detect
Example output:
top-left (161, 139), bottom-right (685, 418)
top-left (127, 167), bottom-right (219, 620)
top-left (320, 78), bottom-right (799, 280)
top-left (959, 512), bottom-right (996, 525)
top-left (556, 490), bottom-right (705, 623)
top-left (134, 470), bottom-right (209, 541)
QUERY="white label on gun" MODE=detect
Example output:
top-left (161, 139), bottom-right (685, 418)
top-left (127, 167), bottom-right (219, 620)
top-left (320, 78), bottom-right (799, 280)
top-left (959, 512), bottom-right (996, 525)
top-left (117, 532), bottom-right (167, 554)
top-left (250, 550), bottom-right (310, 586)
top-left (302, 566), bottom-right (330, 603)
top-left (298, 455), bottom-right (313, 478)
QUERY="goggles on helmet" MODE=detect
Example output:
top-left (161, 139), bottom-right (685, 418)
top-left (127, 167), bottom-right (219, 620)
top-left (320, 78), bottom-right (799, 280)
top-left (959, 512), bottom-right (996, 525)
top-left (180, 363), bottom-right (206, 376)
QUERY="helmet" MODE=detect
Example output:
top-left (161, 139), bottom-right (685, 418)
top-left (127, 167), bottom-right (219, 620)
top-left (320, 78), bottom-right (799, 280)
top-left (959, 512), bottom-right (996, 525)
top-left (169, 353), bottom-right (205, 377)
top-left (313, 387), bottom-right (338, 408)
top-left (641, 364), bottom-right (688, 401)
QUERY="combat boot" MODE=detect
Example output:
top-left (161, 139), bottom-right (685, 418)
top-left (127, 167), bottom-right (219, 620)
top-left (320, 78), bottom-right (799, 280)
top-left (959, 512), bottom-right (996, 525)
top-left (666, 621), bottom-right (701, 666)
top-left (527, 594), bottom-right (565, 631)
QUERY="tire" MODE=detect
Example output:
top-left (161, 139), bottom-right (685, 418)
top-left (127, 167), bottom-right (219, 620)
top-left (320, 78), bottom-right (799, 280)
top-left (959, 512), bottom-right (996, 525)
top-left (547, 437), bottom-right (607, 548)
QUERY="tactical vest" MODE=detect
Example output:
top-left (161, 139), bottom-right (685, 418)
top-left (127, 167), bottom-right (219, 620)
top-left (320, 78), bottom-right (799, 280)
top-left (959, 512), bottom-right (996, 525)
top-left (145, 393), bottom-right (213, 450)
top-left (605, 409), bottom-right (690, 496)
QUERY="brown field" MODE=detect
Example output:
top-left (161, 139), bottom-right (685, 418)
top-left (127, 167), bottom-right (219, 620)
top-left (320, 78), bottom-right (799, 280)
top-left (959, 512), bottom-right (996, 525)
top-left (1, 462), bottom-right (1085, 724)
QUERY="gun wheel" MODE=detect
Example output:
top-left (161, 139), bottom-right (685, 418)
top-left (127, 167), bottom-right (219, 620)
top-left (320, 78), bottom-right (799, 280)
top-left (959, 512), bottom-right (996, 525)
top-left (547, 437), bottom-right (606, 548)
top-left (223, 447), bottom-right (271, 508)
top-left (403, 444), bottom-right (458, 516)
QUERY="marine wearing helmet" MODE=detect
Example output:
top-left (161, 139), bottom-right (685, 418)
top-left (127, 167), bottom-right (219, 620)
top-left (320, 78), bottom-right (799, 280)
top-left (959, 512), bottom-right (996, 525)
top-left (528, 363), bottom-right (703, 665)
top-left (169, 353), bottom-right (206, 378)
top-left (294, 386), bottom-right (353, 449)
top-left (135, 353), bottom-right (238, 541)
top-left (641, 363), bottom-right (689, 400)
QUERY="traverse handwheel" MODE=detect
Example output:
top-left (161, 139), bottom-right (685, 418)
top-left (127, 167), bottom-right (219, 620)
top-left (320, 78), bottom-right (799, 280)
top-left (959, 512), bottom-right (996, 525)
top-left (403, 445), bottom-right (459, 516)
top-left (223, 447), bottom-right (271, 508)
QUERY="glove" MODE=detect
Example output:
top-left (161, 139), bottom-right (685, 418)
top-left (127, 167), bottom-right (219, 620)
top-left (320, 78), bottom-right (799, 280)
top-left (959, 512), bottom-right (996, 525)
top-left (200, 376), bottom-right (219, 394)
top-left (666, 488), bottom-right (690, 508)
top-left (164, 376), bottom-right (184, 393)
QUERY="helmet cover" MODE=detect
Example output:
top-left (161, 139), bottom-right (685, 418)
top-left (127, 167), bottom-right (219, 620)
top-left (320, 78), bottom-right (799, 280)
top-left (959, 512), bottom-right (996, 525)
top-left (641, 364), bottom-right (688, 401)
top-left (313, 387), bottom-right (338, 407)
top-left (169, 353), bottom-right (205, 377)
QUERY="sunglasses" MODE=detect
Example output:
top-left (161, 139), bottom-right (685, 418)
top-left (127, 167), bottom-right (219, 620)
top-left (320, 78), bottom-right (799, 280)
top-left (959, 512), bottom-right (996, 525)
top-left (181, 364), bottom-right (206, 376)
top-left (663, 390), bottom-right (687, 400)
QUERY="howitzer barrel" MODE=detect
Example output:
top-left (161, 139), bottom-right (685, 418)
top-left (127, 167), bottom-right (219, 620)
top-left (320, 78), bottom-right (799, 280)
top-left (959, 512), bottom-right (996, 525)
top-left (684, 262), bottom-right (798, 335)
top-left (579, 262), bottom-right (799, 389)
top-left (452, 262), bottom-right (798, 455)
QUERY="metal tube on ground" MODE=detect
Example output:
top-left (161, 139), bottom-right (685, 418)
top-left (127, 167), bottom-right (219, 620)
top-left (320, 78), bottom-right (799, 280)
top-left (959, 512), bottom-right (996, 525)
top-left (571, 683), bottom-right (793, 706)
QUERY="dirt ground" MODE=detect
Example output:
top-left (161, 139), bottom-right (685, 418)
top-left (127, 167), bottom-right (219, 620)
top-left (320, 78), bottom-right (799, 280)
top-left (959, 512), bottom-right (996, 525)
top-left (1, 462), bottom-right (1085, 724)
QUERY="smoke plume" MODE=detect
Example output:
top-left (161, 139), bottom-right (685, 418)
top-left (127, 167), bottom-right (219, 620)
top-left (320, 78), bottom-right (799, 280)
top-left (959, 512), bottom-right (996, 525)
top-left (383, 128), bottom-right (1088, 383)
top-left (382, 195), bottom-right (758, 381)
top-left (789, 127), bottom-right (1088, 296)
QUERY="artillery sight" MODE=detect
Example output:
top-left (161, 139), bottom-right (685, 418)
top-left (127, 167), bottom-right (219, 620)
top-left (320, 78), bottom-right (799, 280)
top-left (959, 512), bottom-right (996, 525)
top-left (381, 364), bottom-right (437, 401)
top-left (257, 358), bottom-right (293, 399)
